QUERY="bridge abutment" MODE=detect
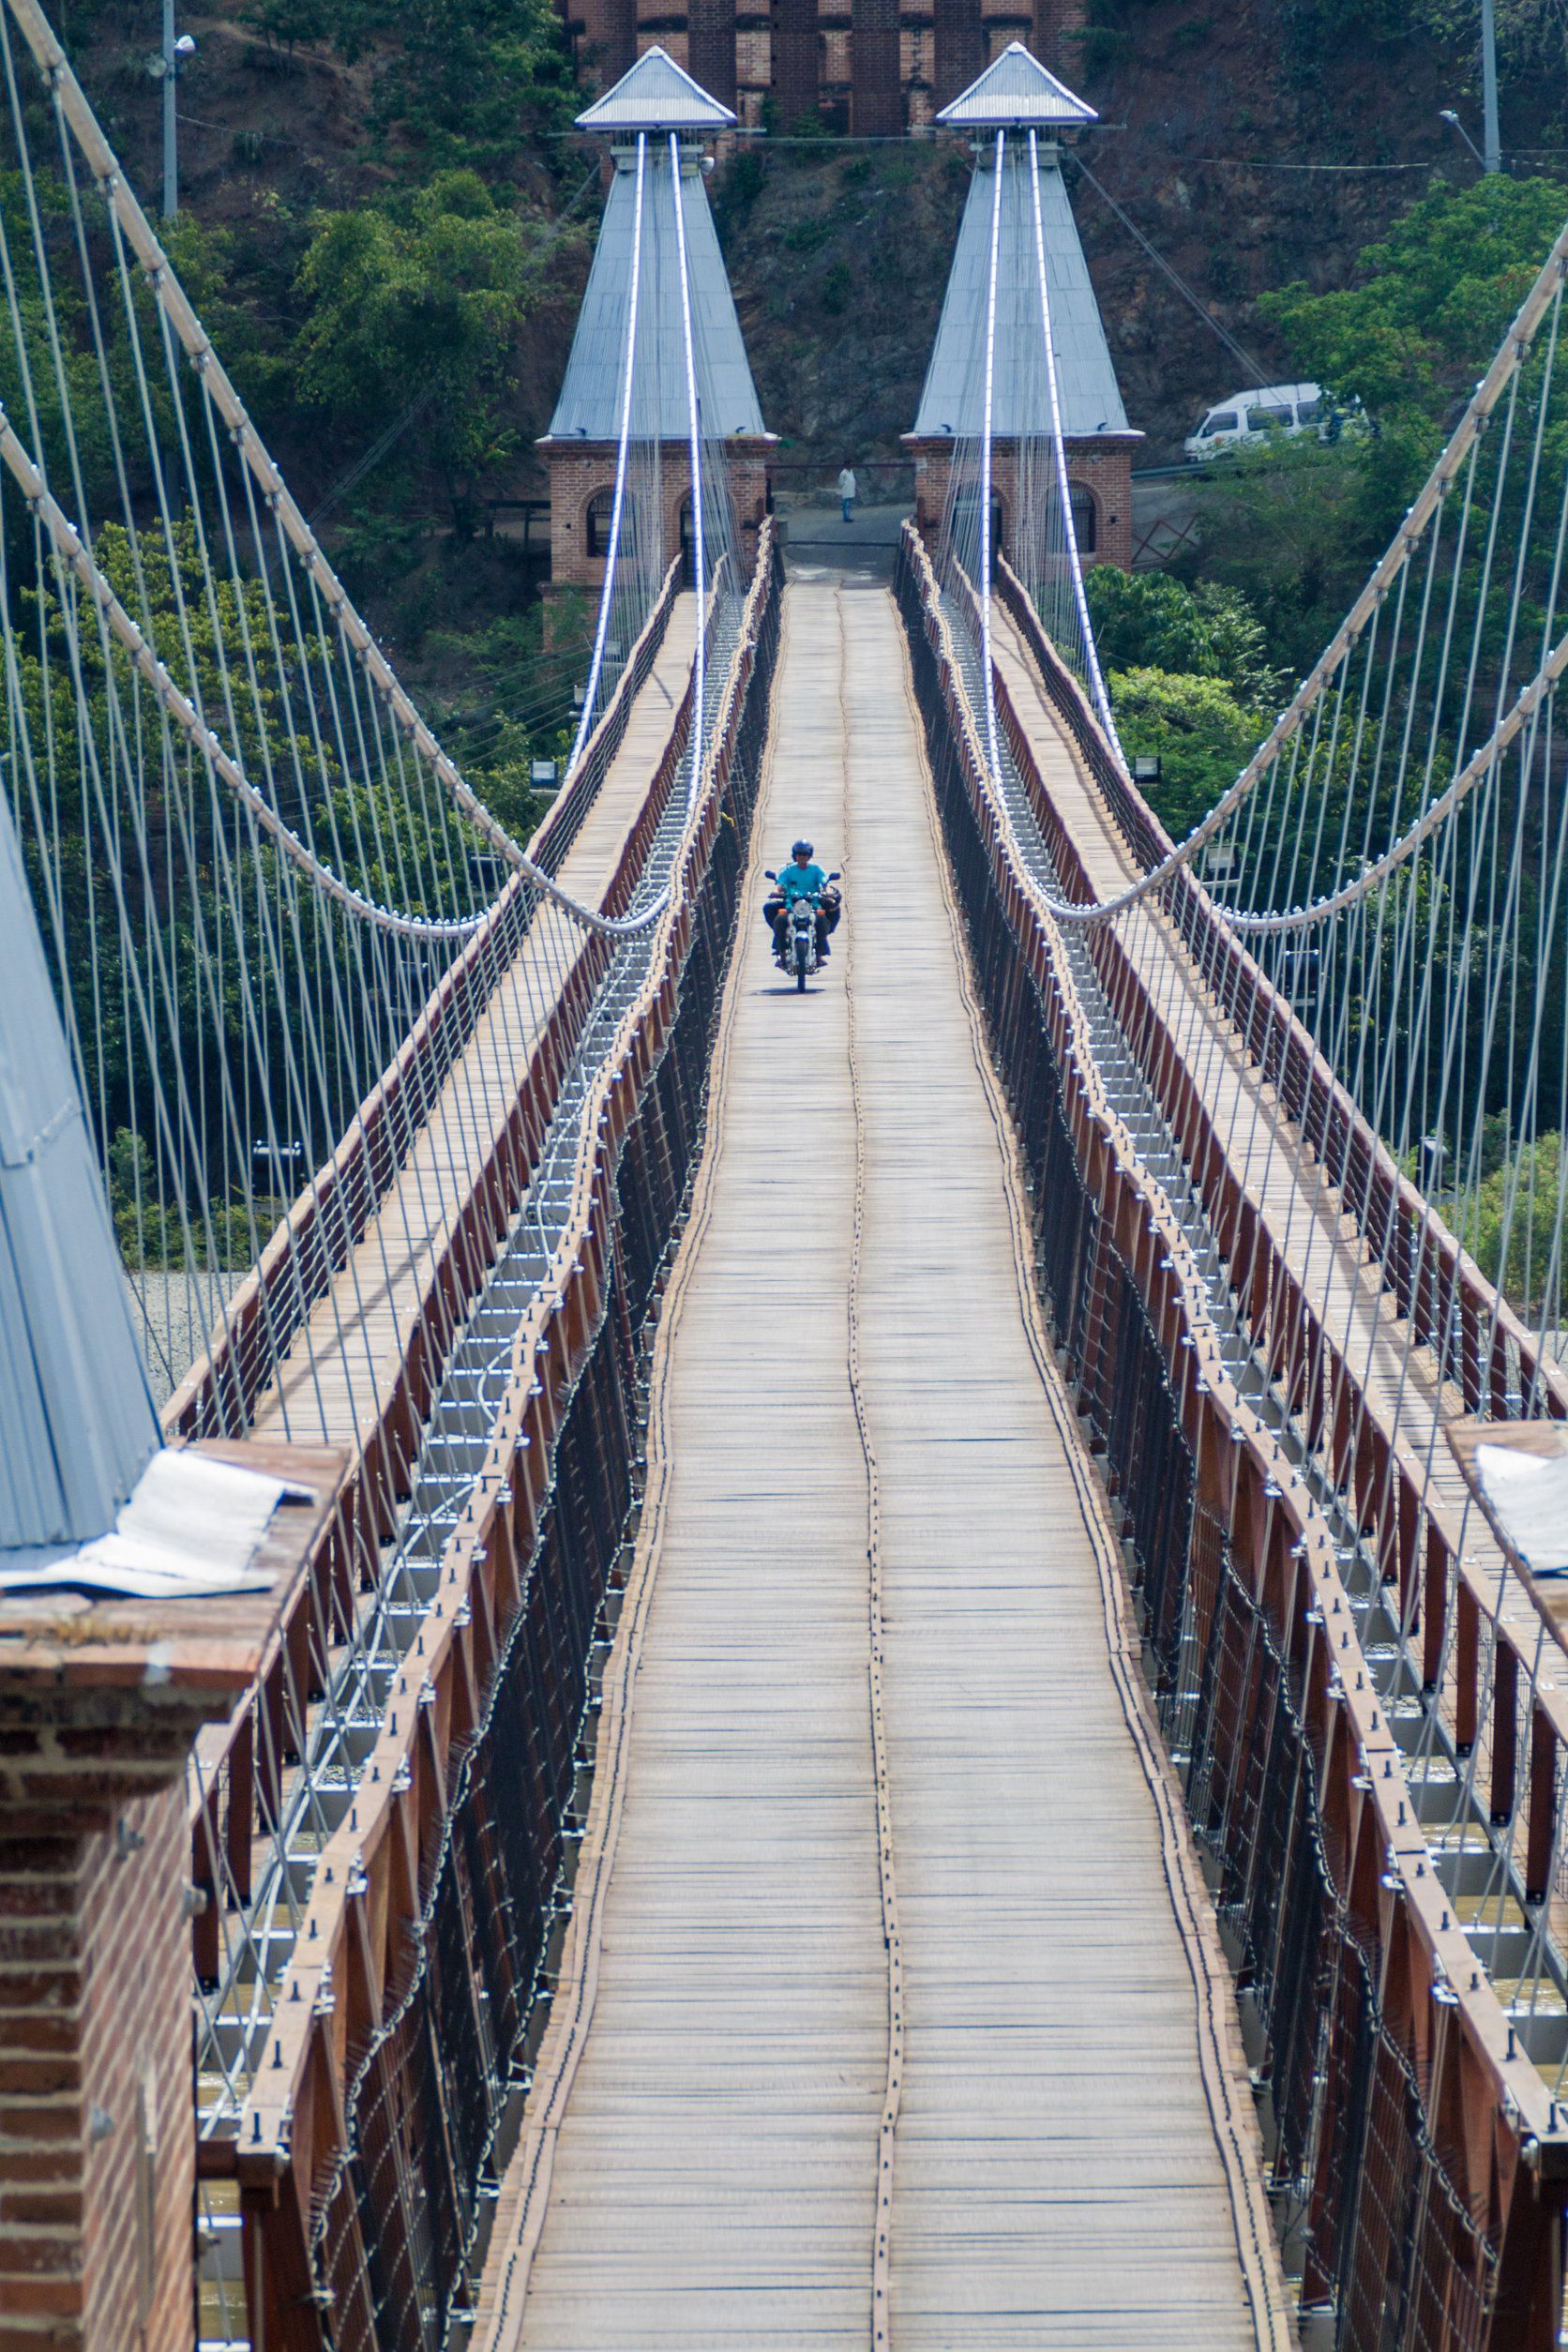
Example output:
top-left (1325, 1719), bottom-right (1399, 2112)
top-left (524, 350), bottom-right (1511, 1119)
top-left (541, 438), bottom-right (774, 603)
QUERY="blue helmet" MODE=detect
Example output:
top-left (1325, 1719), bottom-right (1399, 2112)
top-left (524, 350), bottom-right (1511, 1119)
top-left (792, 839), bottom-right (813, 857)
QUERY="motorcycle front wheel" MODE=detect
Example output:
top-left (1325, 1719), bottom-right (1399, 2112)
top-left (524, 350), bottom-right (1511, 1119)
top-left (795, 942), bottom-right (807, 993)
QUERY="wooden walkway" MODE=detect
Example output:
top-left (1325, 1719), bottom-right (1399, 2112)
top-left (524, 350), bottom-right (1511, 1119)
top-left (245, 601), bottom-right (698, 1457)
top-left (474, 571), bottom-right (1283, 2350)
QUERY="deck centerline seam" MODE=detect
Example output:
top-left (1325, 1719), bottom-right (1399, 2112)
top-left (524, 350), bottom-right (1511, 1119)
top-left (837, 582), bottom-right (903, 2352)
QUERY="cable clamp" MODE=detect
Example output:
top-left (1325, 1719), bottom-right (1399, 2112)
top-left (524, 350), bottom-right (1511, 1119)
top-left (0, 1099), bottom-right (76, 1170)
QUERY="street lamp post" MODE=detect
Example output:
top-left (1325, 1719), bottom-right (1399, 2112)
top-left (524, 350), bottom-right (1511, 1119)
top-left (1481, 0), bottom-right (1501, 175)
top-left (146, 6), bottom-right (196, 220)
top-left (1440, 4), bottom-right (1502, 176)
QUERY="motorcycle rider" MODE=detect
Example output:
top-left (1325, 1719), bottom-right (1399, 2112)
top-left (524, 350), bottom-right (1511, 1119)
top-left (768, 840), bottom-right (835, 963)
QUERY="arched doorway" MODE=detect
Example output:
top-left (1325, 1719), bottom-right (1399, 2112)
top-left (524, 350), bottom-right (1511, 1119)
top-left (1067, 482), bottom-right (1098, 557)
top-left (951, 486), bottom-right (1005, 580)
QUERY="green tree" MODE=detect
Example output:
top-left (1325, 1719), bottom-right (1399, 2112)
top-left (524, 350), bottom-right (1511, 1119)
top-left (1086, 569), bottom-right (1286, 708)
top-left (2, 516), bottom-right (484, 1263)
top-left (1107, 666), bottom-right (1268, 837)
top-left (1443, 1131), bottom-right (1568, 1316)
top-left (1261, 175), bottom-right (1568, 425)
top-left (252, 0), bottom-right (579, 176)
top-left (293, 173), bottom-right (536, 528)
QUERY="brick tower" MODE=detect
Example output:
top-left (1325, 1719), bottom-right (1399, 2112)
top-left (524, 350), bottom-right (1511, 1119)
top-left (540, 48), bottom-right (774, 609)
top-left (904, 43), bottom-right (1139, 570)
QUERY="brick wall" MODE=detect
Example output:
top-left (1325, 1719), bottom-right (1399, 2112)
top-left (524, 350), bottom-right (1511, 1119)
top-left (1060, 439), bottom-right (1135, 571)
top-left (1033, 0), bottom-right (1086, 76)
top-left (689, 0), bottom-right (739, 105)
top-left (0, 1786), bottom-right (193, 2352)
top-left (850, 0), bottom-right (901, 133)
top-left (560, 6), bottom-right (1090, 130)
top-left (931, 0), bottom-right (985, 110)
top-left (544, 440), bottom-right (773, 592)
top-left (907, 434), bottom-right (1137, 572)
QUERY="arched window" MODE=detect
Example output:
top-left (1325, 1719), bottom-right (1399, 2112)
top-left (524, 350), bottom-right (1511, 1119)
top-left (585, 488), bottom-right (615, 560)
top-left (1068, 482), bottom-right (1097, 556)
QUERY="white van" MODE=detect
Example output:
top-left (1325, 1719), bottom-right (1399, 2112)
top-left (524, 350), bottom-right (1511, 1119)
top-left (1184, 382), bottom-right (1333, 460)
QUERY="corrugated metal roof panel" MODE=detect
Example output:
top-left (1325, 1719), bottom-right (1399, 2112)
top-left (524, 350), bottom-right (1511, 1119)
top-left (0, 792), bottom-right (156, 1553)
top-left (576, 46), bottom-right (736, 131)
top-left (912, 145), bottom-right (1131, 440)
top-left (934, 43), bottom-right (1097, 128)
top-left (548, 143), bottom-right (765, 440)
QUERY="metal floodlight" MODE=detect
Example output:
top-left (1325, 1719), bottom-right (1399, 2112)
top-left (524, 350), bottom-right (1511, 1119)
top-left (531, 757), bottom-right (559, 787)
top-left (1438, 106), bottom-right (1487, 171)
top-left (173, 32), bottom-right (197, 55)
top-left (467, 851), bottom-right (508, 892)
top-left (571, 684), bottom-right (587, 710)
top-left (1133, 753), bottom-right (1161, 784)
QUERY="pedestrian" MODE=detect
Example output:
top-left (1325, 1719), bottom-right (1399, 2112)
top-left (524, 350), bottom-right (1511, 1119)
top-left (837, 462), bottom-right (857, 525)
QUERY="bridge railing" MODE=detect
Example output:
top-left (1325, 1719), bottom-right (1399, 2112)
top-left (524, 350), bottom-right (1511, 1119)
top-left (182, 612), bottom-right (710, 2072)
top-left (993, 558), bottom-right (1568, 1432)
top-left (901, 522), bottom-right (1567, 2350)
top-left (988, 556), bottom-right (1568, 1988)
top-left (204, 530), bottom-right (780, 2352)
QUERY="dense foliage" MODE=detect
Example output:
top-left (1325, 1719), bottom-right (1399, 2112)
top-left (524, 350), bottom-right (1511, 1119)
top-left (242, 0), bottom-right (579, 173)
top-left (293, 171), bottom-right (539, 529)
top-left (1085, 570), bottom-right (1276, 834)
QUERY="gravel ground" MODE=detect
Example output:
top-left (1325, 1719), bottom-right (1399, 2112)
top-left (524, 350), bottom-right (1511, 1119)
top-left (125, 1269), bottom-right (246, 1412)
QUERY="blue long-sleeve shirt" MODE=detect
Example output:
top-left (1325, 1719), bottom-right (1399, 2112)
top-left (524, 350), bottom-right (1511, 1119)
top-left (776, 860), bottom-right (826, 905)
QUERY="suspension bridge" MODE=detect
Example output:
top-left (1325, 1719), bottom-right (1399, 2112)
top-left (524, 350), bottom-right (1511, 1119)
top-left (1, 10), bottom-right (1567, 2351)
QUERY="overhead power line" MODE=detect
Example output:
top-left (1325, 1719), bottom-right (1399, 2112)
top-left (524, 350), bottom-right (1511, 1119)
top-left (1069, 153), bottom-right (1270, 388)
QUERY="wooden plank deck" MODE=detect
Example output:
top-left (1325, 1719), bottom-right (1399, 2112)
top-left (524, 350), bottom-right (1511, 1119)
top-left (246, 600), bottom-right (698, 1455)
top-left (474, 571), bottom-right (1279, 2350)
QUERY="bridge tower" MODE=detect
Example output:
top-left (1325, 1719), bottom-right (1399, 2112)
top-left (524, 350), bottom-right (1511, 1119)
top-left (539, 47), bottom-right (774, 612)
top-left (905, 43), bottom-right (1139, 568)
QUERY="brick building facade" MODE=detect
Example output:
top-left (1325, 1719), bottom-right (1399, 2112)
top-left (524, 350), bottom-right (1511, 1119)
top-left (906, 431), bottom-right (1136, 573)
top-left (545, 439), bottom-right (775, 591)
top-left (562, 0), bottom-right (1087, 132)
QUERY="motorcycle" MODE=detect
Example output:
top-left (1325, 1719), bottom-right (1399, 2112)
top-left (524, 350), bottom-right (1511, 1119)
top-left (763, 870), bottom-right (841, 993)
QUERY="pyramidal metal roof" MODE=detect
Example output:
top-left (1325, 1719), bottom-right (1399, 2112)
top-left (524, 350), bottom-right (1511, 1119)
top-left (912, 142), bottom-right (1132, 440)
top-left (576, 45), bottom-right (736, 133)
top-left (547, 138), bottom-right (764, 440)
top-left (934, 42), bottom-right (1098, 129)
top-left (0, 788), bottom-right (157, 1556)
